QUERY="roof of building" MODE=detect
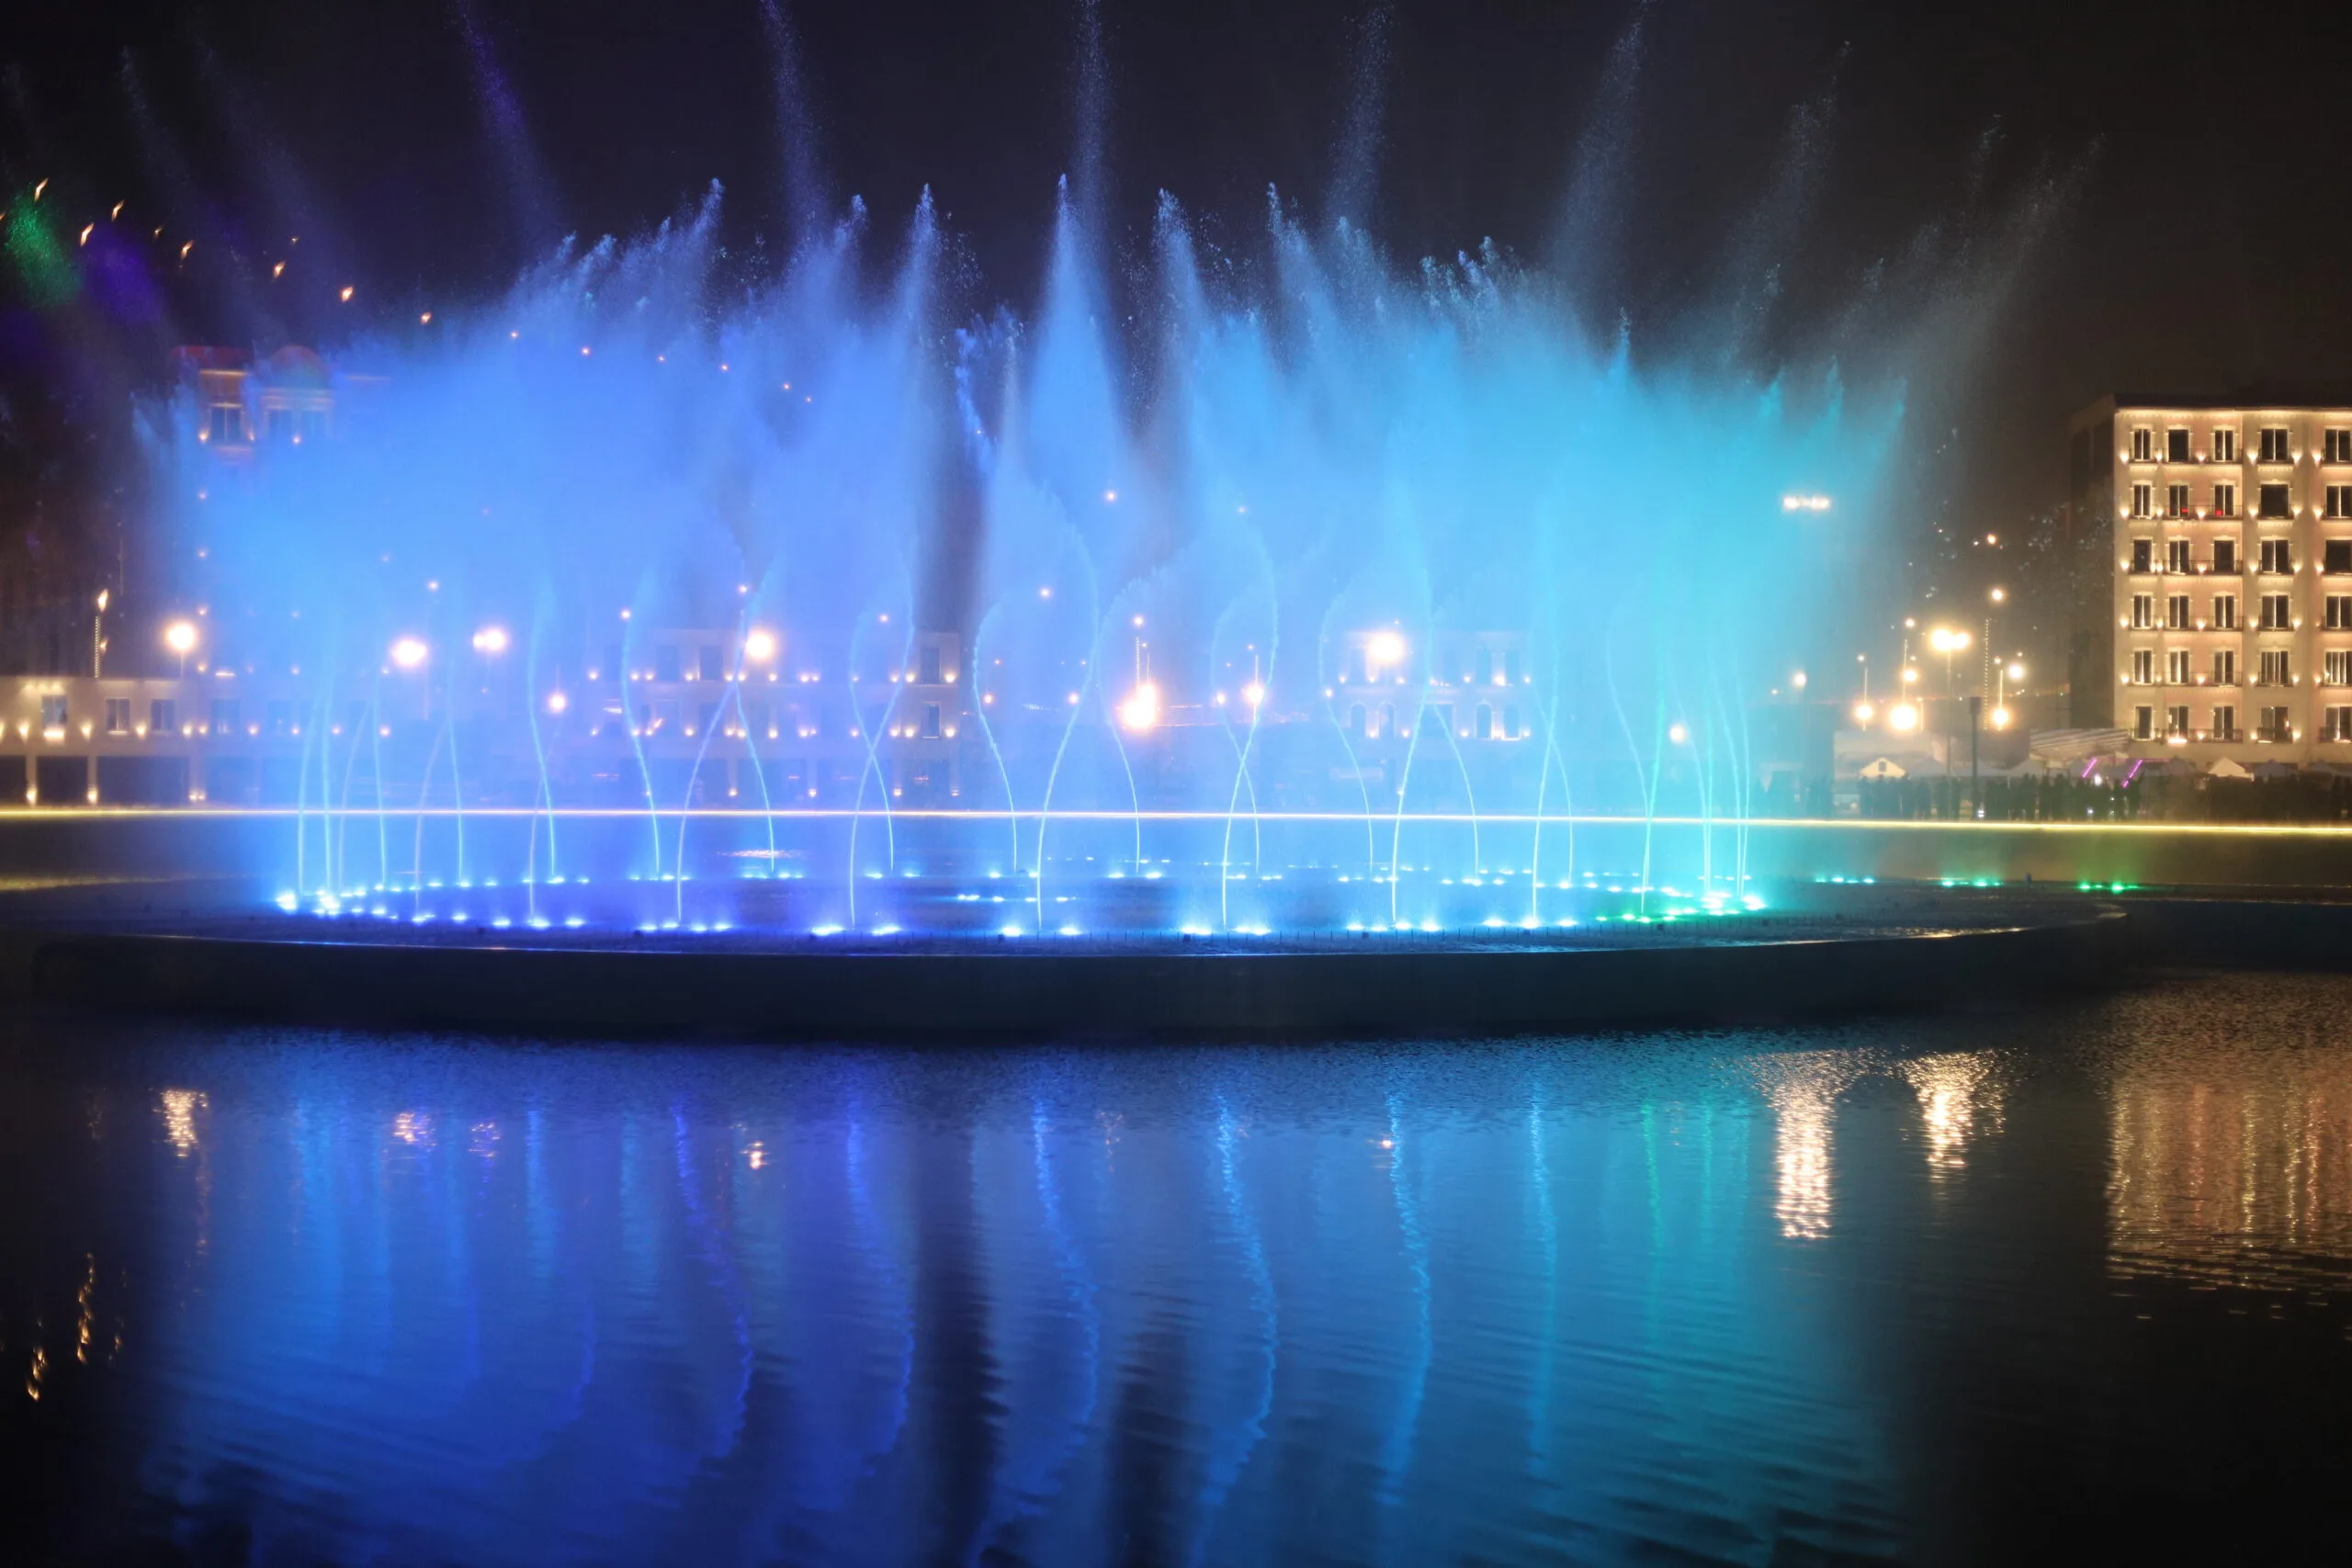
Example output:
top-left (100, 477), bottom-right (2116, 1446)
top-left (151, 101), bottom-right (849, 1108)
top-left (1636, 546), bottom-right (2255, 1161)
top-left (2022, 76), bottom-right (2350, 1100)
top-left (2100, 381), bottom-right (2352, 412)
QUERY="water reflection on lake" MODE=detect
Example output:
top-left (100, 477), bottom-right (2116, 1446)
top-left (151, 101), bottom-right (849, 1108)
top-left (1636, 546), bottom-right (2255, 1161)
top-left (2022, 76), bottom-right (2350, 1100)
top-left (5, 974), bottom-right (2351, 1564)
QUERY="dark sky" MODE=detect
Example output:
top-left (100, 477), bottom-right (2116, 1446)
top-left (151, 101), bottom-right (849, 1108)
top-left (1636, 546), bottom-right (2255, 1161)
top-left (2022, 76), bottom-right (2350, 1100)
top-left (9, 0), bottom-right (2352, 554)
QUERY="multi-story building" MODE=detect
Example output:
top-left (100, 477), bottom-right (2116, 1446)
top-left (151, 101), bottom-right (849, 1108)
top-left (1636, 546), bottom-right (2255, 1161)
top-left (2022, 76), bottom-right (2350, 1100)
top-left (2068, 389), bottom-right (2352, 759)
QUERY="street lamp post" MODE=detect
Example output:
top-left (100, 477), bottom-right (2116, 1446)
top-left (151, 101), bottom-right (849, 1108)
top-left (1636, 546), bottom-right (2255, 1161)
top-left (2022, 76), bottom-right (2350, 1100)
top-left (93, 590), bottom-right (108, 679)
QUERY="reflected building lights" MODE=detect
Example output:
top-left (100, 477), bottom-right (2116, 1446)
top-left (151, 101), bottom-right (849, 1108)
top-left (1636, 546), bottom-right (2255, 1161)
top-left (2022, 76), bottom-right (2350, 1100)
top-left (159, 1088), bottom-right (207, 1156)
top-left (2108, 1036), bottom-right (2352, 1291)
top-left (1898, 1051), bottom-right (2002, 1175)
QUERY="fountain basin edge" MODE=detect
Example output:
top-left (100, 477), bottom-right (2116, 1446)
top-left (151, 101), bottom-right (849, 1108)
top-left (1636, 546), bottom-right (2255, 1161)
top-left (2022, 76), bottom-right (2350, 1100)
top-left (0, 911), bottom-right (2128, 1039)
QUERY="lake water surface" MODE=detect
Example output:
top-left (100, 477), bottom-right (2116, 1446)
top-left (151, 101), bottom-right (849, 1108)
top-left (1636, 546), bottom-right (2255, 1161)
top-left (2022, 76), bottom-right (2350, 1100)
top-left (5, 975), bottom-right (2350, 1564)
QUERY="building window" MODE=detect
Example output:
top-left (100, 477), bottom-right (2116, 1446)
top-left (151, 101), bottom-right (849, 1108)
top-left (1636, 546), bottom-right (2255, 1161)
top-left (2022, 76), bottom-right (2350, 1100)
top-left (2167, 592), bottom-right (2190, 626)
top-left (1420, 704), bottom-right (1453, 738)
top-left (2213, 593), bottom-right (2238, 630)
top-left (2132, 538), bottom-right (2154, 572)
top-left (697, 645), bottom-right (723, 682)
top-left (2260, 705), bottom-right (2292, 742)
top-left (653, 644), bottom-right (682, 682)
top-left (2166, 483), bottom-right (2190, 517)
top-left (1350, 703), bottom-right (1366, 737)
top-left (2166, 705), bottom-right (2189, 736)
top-left (2132, 427), bottom-right (2154, 461)
top-left (1505, 649), bottom-right (1521, 684)
top-left (1475, 646), bottom-right (1494, 685)
top-left (1378, 702), bottom-right (1395, 739)
top-left (2259, 484), bottom-right (2292, 519)
top-left (2213, 705), bottom-right (2237, 740)
top-left (37, 694), bottom-right (66, 729)
top-left (209, 698), bottom-right (237, 735)
top-left (2261, 593), bottom-right (2292, 629)
top-left (2213, 482), bottom-right (2236, 517)
top-left (2260, 427), bottom-right (2292, 463)
top-left (2213, 649), bottom-right (2237, 685)
top-left (1475, 703), bottom-right (1493, 739)
top-left (2166, 540), bottom-right (2191, 573)
top-left (2132, 649), bottom-right (2155, 683)
top-left (2215, 428), bottom-right (2238, 462)
top-left (2330, 706), bottom-right (2352, 741)
top-left (103, 698), bottom-right (130, 734)
top-left (2328, 429), bottom-right (2352, 463)
top-left (206, 404), bottom-right (244, 444)
top-left (2131, 483), bottom-right (2154, 518)
top-left (1504, 705), bottom-right (1521, 739)
top-left (922, 703), bottom-right (942, 740)
top-left (150, 698), bottom-right (175, 735)
top-left (2132, 593), bottom-right (2155, 628)
top-left (266, 699), bottom-right (291, 736)
top-left (2333, 597), bottom-right (2352, 630)
top-left (2260, 649), bottom-right (2292, 685)
top-left (2167, 649), bottom-right (2191, 685)
top-left (2330, 540), bottom-right (2352, 574)
top-left (2329, 485), bottom-right (2352, 519)
top-left (2328, 650), bottom-right (2352, 686)
top-left (2133, 705), bottom-right (2154, 740)
top-left (2260, 538), bottom-right (2293, 573)
top-left (2214, 538), bottom-right (2237, 574)
top-left (2167, 428), bottom-right (2191, 462)
top-left (920, 645), bottom-right (943, 684)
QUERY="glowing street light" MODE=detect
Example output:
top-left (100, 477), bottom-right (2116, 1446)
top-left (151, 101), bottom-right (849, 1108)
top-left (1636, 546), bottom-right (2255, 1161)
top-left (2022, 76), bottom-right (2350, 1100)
top-left (390, 637), bottom-right (429, 671)
top-left (545, 691), bottom-right (569, 715)
top-left (1241, 681), bottom-right (1267, 710)
top-left (1852, 700), bottom-right (1876, 727)
top-left (470, 626), bottom-right (510, 655)
top-left (1667, 721), bottom-right (1690, 746)
top-left (1888, 701), bottom-right (1921, 733)
top-left (1365, 629), bottom-right (1408, 679)
top-left (1928, 626), bottom-right (1972, 695)
top-left (1117, 682), bottom-right (1161, 733)
top-left (1989, 705), bottom-right (2014, 730)
top-left (743, 628), bottom-right (778, 662)
top-left (1781, 493), bottom-right (1833, 513)
top-left (164, 617), bottom-right (198, 679)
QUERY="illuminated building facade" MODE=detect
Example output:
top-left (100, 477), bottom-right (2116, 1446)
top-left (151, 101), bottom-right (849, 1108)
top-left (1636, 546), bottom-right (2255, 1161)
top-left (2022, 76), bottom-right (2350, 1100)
top-left (0, 350), bottom-right (1560, 808)
top-left (2070, 389), bottom-right (2352, 759)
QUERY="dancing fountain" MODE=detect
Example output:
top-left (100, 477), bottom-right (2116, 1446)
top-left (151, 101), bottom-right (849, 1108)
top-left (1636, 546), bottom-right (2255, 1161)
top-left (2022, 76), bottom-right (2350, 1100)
top-left (0, 19), bottom-right (2125, 1030)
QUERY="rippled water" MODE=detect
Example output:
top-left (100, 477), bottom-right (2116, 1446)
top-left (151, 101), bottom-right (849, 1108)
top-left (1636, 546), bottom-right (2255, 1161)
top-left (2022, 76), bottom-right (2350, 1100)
top-left (6, 976), bottom-right (2352, 1564)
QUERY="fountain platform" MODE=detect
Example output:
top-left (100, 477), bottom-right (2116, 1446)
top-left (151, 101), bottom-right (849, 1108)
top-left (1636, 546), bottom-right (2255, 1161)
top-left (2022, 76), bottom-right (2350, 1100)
top-left (0, 878), bottom-right (2125, 1037)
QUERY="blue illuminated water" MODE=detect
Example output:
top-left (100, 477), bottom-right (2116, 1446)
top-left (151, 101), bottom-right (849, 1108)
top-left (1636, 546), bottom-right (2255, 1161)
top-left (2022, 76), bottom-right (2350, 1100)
top-left (6, 975), bottom-right (2351, 1563)
top-left (122, 6), bottom-right (2063, 934)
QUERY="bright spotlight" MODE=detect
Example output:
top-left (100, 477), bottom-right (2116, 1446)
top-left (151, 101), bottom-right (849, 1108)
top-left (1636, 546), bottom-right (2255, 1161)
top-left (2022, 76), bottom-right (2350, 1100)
top-left (1667, 721), bottom-right (1690, 745)
top-left (390, 637), bottom-right (429, 670)
top-left (163, 620), bottom-right (199, 656)
top-left (470, 626), bottom-right (510, 655)
top-left (1791, 671), bottom-right (1808, 690)
top-left (2006, 660), bottom-right (2026, 682)
top-left (1117, 682), bottom-right (1161, 733)
top-left (1366, 629), bottom-right (1407, 670)
top-left (1888, 701), bottom-right (1920, 732)
top-left (545, 691), bottom-right (569, 715)
top-left (743, 628), bottom-right (778, 662)
top-left (1851, 701), bottom-right (1876, 726)
top-left (1781, 493), bottom-right (1833, 512)
top-left (1241, 681), bottom-right (1267, 709)
top-left (1989, 705), bottom-right (2013, 730)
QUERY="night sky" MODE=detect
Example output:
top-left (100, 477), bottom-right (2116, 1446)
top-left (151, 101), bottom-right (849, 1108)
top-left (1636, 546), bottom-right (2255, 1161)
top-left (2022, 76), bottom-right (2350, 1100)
top-left (9, 0), bottom-right (2352, 611)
